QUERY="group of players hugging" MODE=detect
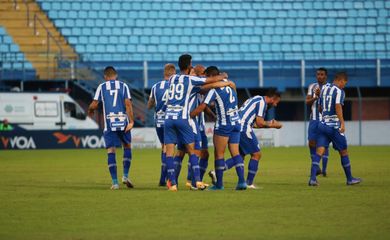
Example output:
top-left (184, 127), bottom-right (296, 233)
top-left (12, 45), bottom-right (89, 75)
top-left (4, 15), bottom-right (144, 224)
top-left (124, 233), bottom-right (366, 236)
top-left (88, 54), bottom-right (361, 191)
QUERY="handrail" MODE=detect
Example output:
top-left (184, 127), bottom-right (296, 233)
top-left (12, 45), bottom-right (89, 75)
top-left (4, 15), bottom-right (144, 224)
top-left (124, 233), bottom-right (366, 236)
top-left (33, 14), bottom-right (63, 56)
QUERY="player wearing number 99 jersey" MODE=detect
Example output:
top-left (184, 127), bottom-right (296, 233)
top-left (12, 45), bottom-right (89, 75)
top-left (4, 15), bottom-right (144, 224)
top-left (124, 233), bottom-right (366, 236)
top-left (88, 66), bottom-right (135, 190)
top-left (309, 72), bottom-right (361, 186)
top-left (164, 54), bottom-right (228, 191)
top-left (147, 63), bottom-right (176, 187)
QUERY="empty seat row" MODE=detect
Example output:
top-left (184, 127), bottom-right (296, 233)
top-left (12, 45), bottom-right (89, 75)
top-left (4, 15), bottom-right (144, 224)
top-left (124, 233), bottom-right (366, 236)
top-left (0, 27), bottom-right (33, 69)
top-left (37, 1), bottom-right (390, 12)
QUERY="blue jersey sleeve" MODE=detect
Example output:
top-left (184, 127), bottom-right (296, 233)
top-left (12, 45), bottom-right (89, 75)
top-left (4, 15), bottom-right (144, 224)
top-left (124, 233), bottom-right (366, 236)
top-left (257, 99), bottom-right (267, 118)
top-left (149, 84), bottom-right (156, 100)
top-left (93, 83), bottom-right (102, 101)
top-left (204, 89), bottom-right (216, 105)
top-left (123, 83), bottom-right (131, 100)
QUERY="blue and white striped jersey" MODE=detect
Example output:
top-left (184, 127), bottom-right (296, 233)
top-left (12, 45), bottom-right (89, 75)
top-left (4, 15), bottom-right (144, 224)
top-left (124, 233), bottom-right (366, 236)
top-left (204, 85), bottom-right (240, 129)
top-left (318, 84), bottom-right (345, 129)
top-left (94, 80), bottom-right (131, 132)
top-left (165, 74), bottom-right (206, 120)
top-left (239, 96), bottom-right (267, 133)
top-left (188, 93), bottom-right (206, 132)
top-left (149, 80), bottom-right (169, 127)
top-left (307, 82), bottom-right (331, 121)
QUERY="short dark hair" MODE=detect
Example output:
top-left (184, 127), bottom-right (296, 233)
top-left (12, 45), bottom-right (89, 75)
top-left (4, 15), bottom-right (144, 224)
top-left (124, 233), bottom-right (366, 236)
top-left (334, 72), bottom-right (348, 81)
top-left (317, 67), bottom-right (328, 75)
top-left (204, 66), bottom-right (220, 77)
top-left (178, 54), bottom-right (192, 71)
top-left (104, 66), bottom-right (117, 77)
top-left (266, 88), bottom-right (281, 98)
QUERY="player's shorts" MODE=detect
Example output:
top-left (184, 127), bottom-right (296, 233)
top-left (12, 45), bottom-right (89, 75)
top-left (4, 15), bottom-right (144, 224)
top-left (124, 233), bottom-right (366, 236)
top-left (177, 120), bottom-right (201, 151)
top-left (164, 119), bottom-right (195, 145)
top-left (308, 120), bottom-right (320, 141)
top-left (239, 130), bottom-right (261, 156)
top-left (104, 130), bottom-right (131, 148)
top-left (155, 126), bottom-right (164, 145)
top-left (316, 122), bottom-right (347, 151)
top-left (200, 130), bottom-right (208, 150)
top-left (214, 124), bottom-right (241, 144)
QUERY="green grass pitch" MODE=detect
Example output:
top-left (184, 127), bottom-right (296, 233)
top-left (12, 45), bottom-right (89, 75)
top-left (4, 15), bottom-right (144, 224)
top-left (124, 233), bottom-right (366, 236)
top-left (0, 146), bottom-right (389, 240)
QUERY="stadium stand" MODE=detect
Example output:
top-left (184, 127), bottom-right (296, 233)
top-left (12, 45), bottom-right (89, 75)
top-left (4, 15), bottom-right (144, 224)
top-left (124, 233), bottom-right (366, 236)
top-left (0, 26), bottom-right (36, 82)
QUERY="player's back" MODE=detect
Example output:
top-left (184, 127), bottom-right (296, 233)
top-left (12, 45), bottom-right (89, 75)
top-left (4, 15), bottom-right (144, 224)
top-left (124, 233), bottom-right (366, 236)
top-left (95, 80), bottom-right (131, 131)
top-left (165, 74), bottom-right (204, 120)
top-left (205, 85), bottom-right (240, 128)
top-left (239, 95), bottom-right (266, 131)
top-left (319, 84), bottom-right (345, 129)
top-left (308, 82), bottom-right (331, 121)
top-left (151, 80), bottom-right (169, 113)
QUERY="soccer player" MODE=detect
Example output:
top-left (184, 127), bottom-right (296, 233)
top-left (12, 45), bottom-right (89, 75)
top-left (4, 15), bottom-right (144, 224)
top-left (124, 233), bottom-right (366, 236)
top-left (191, 66), bottom-right (246, 190)
top-left (164, 54), bottom-right (228, 191)
top-left (306, 68), bottom-right (331, 176)
top-left (88, 66), bottom-right (134, 190)
top-left (309, 72), bottom-right (361, 186)
top-left (147, 63), bottom-right (176, 186)
top-left (227, 90), bottom-right (283, 189)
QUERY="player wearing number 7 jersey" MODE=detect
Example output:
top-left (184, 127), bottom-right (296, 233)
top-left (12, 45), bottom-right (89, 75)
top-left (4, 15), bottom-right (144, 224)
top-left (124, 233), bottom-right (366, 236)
top-left (88, 66), bottom-right (135, 190)
top-left (309, 72), bottom-right (361, 186)
top-left (164, 54), bottom-right (228, 191)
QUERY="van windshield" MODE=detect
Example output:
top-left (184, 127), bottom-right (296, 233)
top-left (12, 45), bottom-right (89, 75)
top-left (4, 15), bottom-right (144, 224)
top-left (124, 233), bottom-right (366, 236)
top-left (64, 102), bottom-right (86, 120)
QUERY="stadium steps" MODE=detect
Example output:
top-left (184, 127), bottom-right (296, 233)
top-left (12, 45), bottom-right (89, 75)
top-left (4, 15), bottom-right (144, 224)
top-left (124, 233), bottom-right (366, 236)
top-left (0, 0), bottom-right (78, 80)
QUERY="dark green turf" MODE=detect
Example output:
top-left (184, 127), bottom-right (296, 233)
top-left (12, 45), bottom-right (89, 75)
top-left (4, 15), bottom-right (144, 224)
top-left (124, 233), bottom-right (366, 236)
top-left (0, 146), bottom-right (389, 240)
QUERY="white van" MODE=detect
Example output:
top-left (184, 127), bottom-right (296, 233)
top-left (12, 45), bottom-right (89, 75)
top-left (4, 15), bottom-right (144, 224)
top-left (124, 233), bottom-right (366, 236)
top-left (0, 93), bottom-right (99, 130)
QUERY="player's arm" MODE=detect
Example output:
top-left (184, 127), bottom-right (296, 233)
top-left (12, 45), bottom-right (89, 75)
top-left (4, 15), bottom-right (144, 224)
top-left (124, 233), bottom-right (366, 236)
top-left (336, 104), bottom-right (345, 133)
top-left (204, 72), bottom-right (228, 84)
top-left (305, 85), bottom-right (320, 105)
top-left (125, 99), bottom-right (134, 132)
top-left (88, 100), bottom-right (99, 117)
top-left (147, 97), bottom-right (155, 109)
top-left (190, 103), bottom-right (207, 118)
top-left (199, 80), bottom-right (235, 94)
top-left (253, 116), bottom-right (282, 129)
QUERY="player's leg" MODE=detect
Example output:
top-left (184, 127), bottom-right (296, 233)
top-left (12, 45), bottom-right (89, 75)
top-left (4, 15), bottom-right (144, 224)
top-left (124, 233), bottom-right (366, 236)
top-left (247, 151), bottom-right (261, 188)
top-left (227, 127), bottom-right (247, 190)
top-left (189, 133), bottom-right (202, 188)
top-left (156, 127), bottom-right (167, 186)
top-left (309, 123), bottom-right (329, 186)
top-left (103, 131), bottom-right (120, 189)
top-left (119, 130), bottom-right (134, 188)
top-left (199, 130), bottom-right (209, 181)
top-left (308, 120), bottom-right (322, 175)
top-left (164, 120), bottom-right (178, 190)
top-left (322, 147), bottom-right (329, 177)
top-left (332, 132), bottom-right (361, 185)
top-left (173, 147), bottom-right (185, 185)
top-left (239, 130), bottom-right (261, 188)
top-left (210, 133), bottom-right (229, 190)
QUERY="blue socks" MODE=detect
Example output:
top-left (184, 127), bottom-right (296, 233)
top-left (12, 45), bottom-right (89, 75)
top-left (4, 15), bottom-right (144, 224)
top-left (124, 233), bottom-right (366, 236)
top-left (189, 154), bottom-right (201, 182)
top-left (233, 155), bottom-right (245, 183)
top-left (224, 157), bottom-right (235, 170)
top-left (341, 155), bottom-right (352, 182)
top-left (159, 151), bottom-right (167, 184)
top-left (309, 147), bottom-right (316, 163)
top-left (199, 158), bottom-right (208, 181)
top-left (107, 153), bottom-right (118, 185)
top-left (123, 148), bottom-right (132, 178)
top-left (310, 154), bottom-right (321, 181)
top-left (174, 155), bottom-right (184, 183)
top-left (215, 159), bottom-right (225, 188)
top-left (166, 156), bottom-right (176, 185)
top-left (322, 148), bottom-right (329, 174)
top-left (247, 159), bottom-right (259, 185)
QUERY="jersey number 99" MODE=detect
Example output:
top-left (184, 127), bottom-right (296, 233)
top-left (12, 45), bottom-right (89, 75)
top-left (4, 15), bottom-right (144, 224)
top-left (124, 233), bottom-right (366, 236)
top-left (168, 83), bottom-right (184, 101)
